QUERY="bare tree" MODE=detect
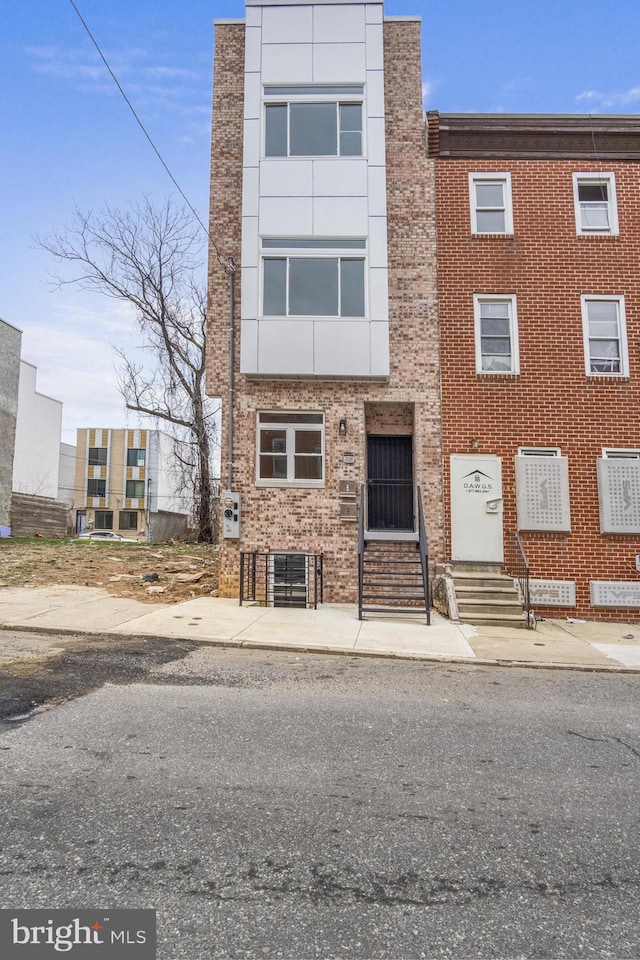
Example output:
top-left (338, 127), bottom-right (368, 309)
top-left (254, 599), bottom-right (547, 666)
top-left (39, 198), bottom-right (218, 542)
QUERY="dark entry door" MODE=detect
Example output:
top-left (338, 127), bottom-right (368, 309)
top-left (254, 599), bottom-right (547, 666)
top-left (367, 435), bottom-right (414, 530)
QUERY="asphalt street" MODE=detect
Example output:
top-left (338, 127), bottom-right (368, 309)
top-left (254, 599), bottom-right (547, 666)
top-left (0, 638), bottom-right (638, 959)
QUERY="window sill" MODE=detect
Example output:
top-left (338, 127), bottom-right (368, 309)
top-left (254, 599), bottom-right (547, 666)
top-left (471, 232), bottom-right (515, 238)
top-left (255, 480), bottom-right (325, 490)
top-left (475, 372), bottom-right (520, 379)
top-left (586, 375), bottom-right (631, 382)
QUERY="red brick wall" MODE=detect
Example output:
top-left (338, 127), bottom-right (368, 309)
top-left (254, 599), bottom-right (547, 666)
top-left (436, 156), bottom-right (640, 620)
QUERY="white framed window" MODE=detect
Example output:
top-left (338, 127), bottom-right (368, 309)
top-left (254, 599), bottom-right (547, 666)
top-left (603, 449), bottom-right (640, 459)
top-left (261, 239), bottom-right (366, 318)
top-left (581, 296), bottom-right (628, 376)
top-left (518, 447), bottom-right (562, 457)
top-left (573, 173), bottom-right (618, 235)
top-left (264, 85), bottom-right (364, 158)
top-left (474, 294), bottom-right (519, 374)
top-left (257, 412), bottom-right (324, 487)
top-left (469, 173), bottom-right (513, 234)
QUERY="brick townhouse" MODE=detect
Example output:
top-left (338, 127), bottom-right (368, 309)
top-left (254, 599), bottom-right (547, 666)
top-left (207, 0), bottom-right (443, 612)
top-left (430, 112), bottom-right (640, 622)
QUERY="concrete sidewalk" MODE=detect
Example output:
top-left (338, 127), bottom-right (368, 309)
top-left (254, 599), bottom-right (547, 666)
top-left (1, 585), bottom-right (640, 671)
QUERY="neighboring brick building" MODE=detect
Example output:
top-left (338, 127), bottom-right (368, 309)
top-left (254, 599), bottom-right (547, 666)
top-left (207, 0), bottom-right (443, 606)
top-left (430, 112), bottom-right (640, 621)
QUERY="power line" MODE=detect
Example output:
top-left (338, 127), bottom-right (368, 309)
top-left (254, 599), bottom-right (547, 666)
top-left (66, 0), bottom-right (230, 273)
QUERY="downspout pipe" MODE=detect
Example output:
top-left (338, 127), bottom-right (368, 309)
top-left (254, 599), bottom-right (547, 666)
top-left (227, 257), bottom-right (236, 493)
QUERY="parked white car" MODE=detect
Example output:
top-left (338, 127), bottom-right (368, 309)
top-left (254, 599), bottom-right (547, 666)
top-left (78, 530), bottom-right (138, 542)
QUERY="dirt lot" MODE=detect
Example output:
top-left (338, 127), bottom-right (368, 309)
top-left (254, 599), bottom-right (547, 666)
top-left (0, 538), bottom-right (219, 604)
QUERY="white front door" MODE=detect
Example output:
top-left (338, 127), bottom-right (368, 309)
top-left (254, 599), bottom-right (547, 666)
top-left (450, 455), bottom-right (504, 563)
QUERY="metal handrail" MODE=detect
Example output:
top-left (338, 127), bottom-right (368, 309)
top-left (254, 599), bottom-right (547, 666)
top-left (357, 484), bottom-right (365, 620)
top-left (505, 531), bottom-right (533, 628)
top-left (239, 551), bottom-right (323, 609)
top-left (416, 485), bottom-right (431, 625)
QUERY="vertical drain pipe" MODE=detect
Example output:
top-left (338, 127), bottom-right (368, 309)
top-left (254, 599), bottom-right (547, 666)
top-left (227, 257), bottom-right (236, 492)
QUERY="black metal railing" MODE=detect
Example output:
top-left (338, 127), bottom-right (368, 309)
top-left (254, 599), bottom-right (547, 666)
top-left (240, 551), bottom-right (323, 609)
top-left (416, 486), bottom-right (431, 625)
top-left (357, 484), bottom-right (365, 620)
top-left (505, 531), bottom-right (532, 627)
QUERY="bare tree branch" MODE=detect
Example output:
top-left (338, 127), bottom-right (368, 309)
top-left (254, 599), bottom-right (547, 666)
top-left (39, 198), bottom-right (219, 542)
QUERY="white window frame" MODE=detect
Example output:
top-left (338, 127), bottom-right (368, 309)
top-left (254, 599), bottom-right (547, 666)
top-left (603, 448), bottom-right (640, 459)
top-left (518, 447), bottom-right (562, 457)
top-left (263, 85), bottom-right (365, 159)
top-left (256, 411), bottom-right (325, 488)
top-left (260, 239), bottom-right (367, 319)
top-left (573, 172), bottom-right (618, 236)
top-left (469, 173), bottom-right (513, 235)
top-left (581, 295), bottom-right (628, 377)
top-left (473, 294), bottom-right (520, 374)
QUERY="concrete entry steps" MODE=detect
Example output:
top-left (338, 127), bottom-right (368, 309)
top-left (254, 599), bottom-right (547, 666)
top-left (452, 563), bottom-right (527, 629)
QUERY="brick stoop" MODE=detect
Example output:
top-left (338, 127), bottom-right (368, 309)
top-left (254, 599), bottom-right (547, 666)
top-left (451, 563), bottom-right (528, 629)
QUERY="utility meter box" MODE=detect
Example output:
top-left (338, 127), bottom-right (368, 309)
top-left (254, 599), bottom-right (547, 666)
top-left (222, 491), bottom-right (241, 539)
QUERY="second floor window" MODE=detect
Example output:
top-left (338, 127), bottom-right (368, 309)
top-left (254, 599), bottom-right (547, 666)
top-left (88, 447), bottom-right (107, 466)
top-left (87, 479), bottom-right (106, 498)
top-left (262, 240), bottom-right (366, 318)
top-left (474, 295), bottom-right (519, 374)
top-left (264, 85), bottom-right (363, 158)
top-left (126, 448), bottom-right (146, 467)
top-left (581, 296), bottom-right (628, 375)
top-left (469, 173), bottom-right (513, 234)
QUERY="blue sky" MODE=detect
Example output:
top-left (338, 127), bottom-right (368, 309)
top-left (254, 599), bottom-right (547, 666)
top-left (2, 0), bottom-right (640, 443)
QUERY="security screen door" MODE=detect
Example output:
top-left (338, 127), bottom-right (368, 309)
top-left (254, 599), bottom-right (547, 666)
top-left (366, 435), bottom-right (414, 531)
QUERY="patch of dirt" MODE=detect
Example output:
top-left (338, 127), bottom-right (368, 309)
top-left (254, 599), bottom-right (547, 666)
top-left (0, 539), bottom-right (219, 604)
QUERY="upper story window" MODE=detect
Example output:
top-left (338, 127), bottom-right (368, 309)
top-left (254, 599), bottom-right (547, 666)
top-left (573, 173), bottom-right (618, 235)
top-left (581, 296), bottom-right (628, 376)
top-left (469, 173), bottom-right (513, 234)
top-left (126, 448), bottom-right (146, 467)
top-left (88, 447), bottom-right (107, 466)
top-left (126, 480), bottom-right (145, 499)
top-left (518, 447), bottom-right (562, 457)
top-left (474, 294), bottom-right (519, 374)
top-left (264, 85), bottom-right (364, 158)
top-left (87, 479), bottom-right (106, 498)
top-left (257, 412), bottom-right (324, 487)
top-left (262, 239), bottom-right (366, 318)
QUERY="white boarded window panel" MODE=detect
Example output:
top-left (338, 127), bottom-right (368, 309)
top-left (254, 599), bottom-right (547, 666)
top-left (597, 459), bottom-right (640, 533)
top-left (529, 580), bottom-right (576, 607)
top-left (591, 581), bottom-right (640, 608)
top-left (515, 456), bottom-right (571, 531)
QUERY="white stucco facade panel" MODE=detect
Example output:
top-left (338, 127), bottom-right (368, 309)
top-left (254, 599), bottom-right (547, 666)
top-left (312, 4), bottom-right (365, 42)
top-left (313, 196), bottom-right (368, 235)
top-left (367, 166), bottom-right (387, 216)
top-left (369, 268), bottom-right (389, 321)
top-left (370, 319), bottom-right (390, 376)
top-left (260, 197), bottom-right (313, 234)
top-left (243, 118), bottom-right (260, 168)
top-left (241, 267), bottom-right (259, 320)
top-left (314, 321), bottom-right (371, 377)
top-left (258, 320), bottom-right (315, 375)
top-left (241, 216), bottom-right (259, 268)
top-left (366, 116), bottom-right (386, 166)
top-left (240, 319), bottom-right (259, 373)
top-left (365, 68), bottom-right (385, 117)
top-left (312, 43), bottom-right (366, 83)
top-left (260, 159), bottom-right (313, 197)
top-left (242, 167), bottom-right (260, 217)
top-left (243, 69), bottom-right (262, 120)
top-left (262, 44), bottom-right (313, 83)
top-left (261, 4), bottom-right (312, 44)
top-left (368, 216), bottom-right (389, 268)
top-left (313, 159), bottom-right (368, 197)
top-left (365, 3), bottom-right (383, 24)
top-left (365, 24), bottom-right (384, 69)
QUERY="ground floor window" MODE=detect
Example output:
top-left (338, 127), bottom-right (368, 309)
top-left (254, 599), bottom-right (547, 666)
top-left (269, 552), bottom-right (308, 607)
top-left (119, 510), bottom-right (139, 531)
top-left (257, 411), bottom-right (324, 486)
top-left (94, 510), bottom-right (113, 529)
